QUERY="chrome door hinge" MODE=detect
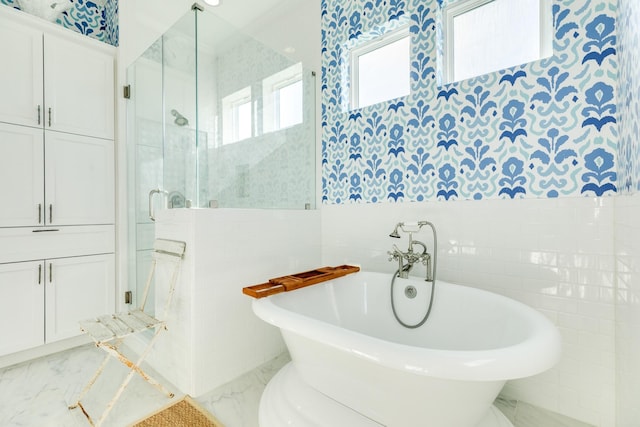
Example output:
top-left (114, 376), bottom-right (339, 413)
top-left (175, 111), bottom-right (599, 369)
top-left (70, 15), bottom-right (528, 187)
top-left (124, 290), bottom-right (133, 304)
top-left (123, 85), bottom-right (131, 99)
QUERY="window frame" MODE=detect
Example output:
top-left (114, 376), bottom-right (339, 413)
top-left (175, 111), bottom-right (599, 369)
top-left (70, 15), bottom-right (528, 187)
top-left (273, 78), bottom-right (303, 129)
top-left (349, 26), bottom-right (411, 110)
top-left (222, 86), bottom-right (253, 145)
top-left (262, 63), bottom-right (304, 133)
top-left (442, 0), bottom-right (553, 84)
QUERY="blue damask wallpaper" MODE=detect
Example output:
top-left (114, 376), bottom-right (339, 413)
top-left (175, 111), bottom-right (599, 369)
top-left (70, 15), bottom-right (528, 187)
top-left (0, 0), bottom-right (118, 46)
top-left (617, 0), bottom-right (640, 193)
top-left (321, 0), bottom-right (619, 204)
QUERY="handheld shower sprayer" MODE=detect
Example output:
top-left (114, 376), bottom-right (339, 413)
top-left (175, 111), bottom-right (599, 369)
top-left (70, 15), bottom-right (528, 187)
top-left (389, 221), bottom-right (428, 237)
top-left (389, 224), bottom-right (402, 238)
top-left (387, 220), bottom-right (439, 328)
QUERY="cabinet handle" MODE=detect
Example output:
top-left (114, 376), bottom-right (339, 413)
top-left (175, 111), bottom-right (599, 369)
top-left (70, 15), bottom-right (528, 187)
top-left (49, 204), bottom-right (53, 223)
top-left (49, 263), bottom-right (53, 283)
top-left (38, 203), bottom-right (42, 224)
top-left (48, 107), bottom-right (52, 127)
top-left (38, 264), bottom-right (42, 285)
top-left (37, 105), bottom-right (41, 125)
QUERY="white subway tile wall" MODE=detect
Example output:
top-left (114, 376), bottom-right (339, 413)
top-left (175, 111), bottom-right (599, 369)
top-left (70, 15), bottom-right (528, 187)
top-left (615, 0), bottom-right (640, 423)
top-left (321, 196), bottom-right (616, 427)
top-left (615, 194), bottom-right (640, 427)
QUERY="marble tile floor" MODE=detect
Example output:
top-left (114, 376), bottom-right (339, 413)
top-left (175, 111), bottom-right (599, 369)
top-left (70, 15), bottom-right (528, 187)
top-left (494, 398), bottom-right (595, 427)
top-left (0, 344), bottom-right (593, 427)
top-left (0, 343), bottom-right (288, 427)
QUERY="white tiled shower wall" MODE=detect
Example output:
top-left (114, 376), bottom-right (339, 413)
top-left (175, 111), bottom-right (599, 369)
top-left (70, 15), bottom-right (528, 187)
top-left (321, 196), bottom-right (616, 427)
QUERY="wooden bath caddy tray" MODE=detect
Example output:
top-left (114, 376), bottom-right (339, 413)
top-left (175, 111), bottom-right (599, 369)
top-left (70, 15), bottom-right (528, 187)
top-left (242, 265), bottom-right (360, 299)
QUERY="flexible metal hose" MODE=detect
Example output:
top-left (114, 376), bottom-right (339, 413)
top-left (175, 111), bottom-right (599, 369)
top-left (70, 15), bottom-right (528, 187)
top-left (390, 222), bottom-right (437, 329)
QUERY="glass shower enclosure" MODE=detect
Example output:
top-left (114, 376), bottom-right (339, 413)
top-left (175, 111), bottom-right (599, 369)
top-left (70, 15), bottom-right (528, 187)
top-left (126, 5), bottom-right (316, 307)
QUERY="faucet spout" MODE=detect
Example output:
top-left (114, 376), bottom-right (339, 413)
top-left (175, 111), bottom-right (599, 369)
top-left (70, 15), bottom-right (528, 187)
top-left (399, 261), bottom-right (413, 278)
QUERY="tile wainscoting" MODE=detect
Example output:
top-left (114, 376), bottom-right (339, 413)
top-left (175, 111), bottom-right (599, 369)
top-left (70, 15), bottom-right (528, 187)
top-left (321, 196), bottom-right (616, 426)
top-left (614, 193), bottom-right (640, 427)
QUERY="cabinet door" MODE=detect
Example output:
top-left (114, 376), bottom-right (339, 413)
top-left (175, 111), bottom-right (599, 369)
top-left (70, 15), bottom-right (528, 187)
top-left (0, 123), bottom-right (44, 227)
top-left (0, 261), bottom-right (45, 355)
top-left (45, 254), bottom-right (115, 343)
top-left (0, 19), bottom-right (43, 129)
top-left (43, 34), bottom-right (114, 139)
top-left (45, 132), bottom-right (114, 226)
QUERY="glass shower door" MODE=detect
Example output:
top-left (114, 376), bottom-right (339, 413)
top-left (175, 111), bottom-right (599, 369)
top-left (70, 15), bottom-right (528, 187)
top-left (126, 38), bottom-right (163, 310)
top-left (126, 11), bottom-right (197, 309)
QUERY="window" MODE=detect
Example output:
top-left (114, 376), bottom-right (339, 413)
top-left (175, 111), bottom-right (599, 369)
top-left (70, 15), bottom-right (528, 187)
top-left (222, 87), bottom-right (252, 145)
top-left (262, 63), bottom-right (303, 133)
top-left (350, 27), bottom-right (411, 110)
top-left (442, 0), bottom-right (552, 84)
top-left (276, 80), bottom-right (303, 128)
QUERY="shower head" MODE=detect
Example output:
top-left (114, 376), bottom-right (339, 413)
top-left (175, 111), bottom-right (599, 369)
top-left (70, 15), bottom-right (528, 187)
top-left (171, 109), bottom-right (189, 127)
top-left (389, 221), bottom-right (429, 238)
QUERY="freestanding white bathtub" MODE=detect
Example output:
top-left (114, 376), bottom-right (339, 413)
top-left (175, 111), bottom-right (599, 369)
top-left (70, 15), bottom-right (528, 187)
top-left (252, 271), bottom-right (561, 427)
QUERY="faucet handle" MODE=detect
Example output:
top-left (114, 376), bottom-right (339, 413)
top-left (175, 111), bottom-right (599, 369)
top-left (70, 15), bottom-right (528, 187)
top-left (388, 245), bottom-right (405, 261)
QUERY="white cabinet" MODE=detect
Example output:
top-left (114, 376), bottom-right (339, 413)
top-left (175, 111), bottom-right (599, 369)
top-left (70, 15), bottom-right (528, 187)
top-left (0, 124), bottom-right (44, 227)
top-left (45, 254), bottom-right (115, 343)
top-left (0, 261), bottom-right (45, 355)
top-left (0, 20), bottom-right (43, 129)
top-left (0, 14), bottom-right (114, 139)
top-left (46, 132), bottom-right (115, 226)
top-left (0, 123), bottom-right (114, 227)
top-left (0, 225), bottom-right (115, 264)
top-left (43, 35), bottom-right (114, 139)
top-left (0, 8), bottom-right (115, 228)
top-left (0, 7), bottom-right (116, 359)
top-left (0, 255), bottom-right (114, 354)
